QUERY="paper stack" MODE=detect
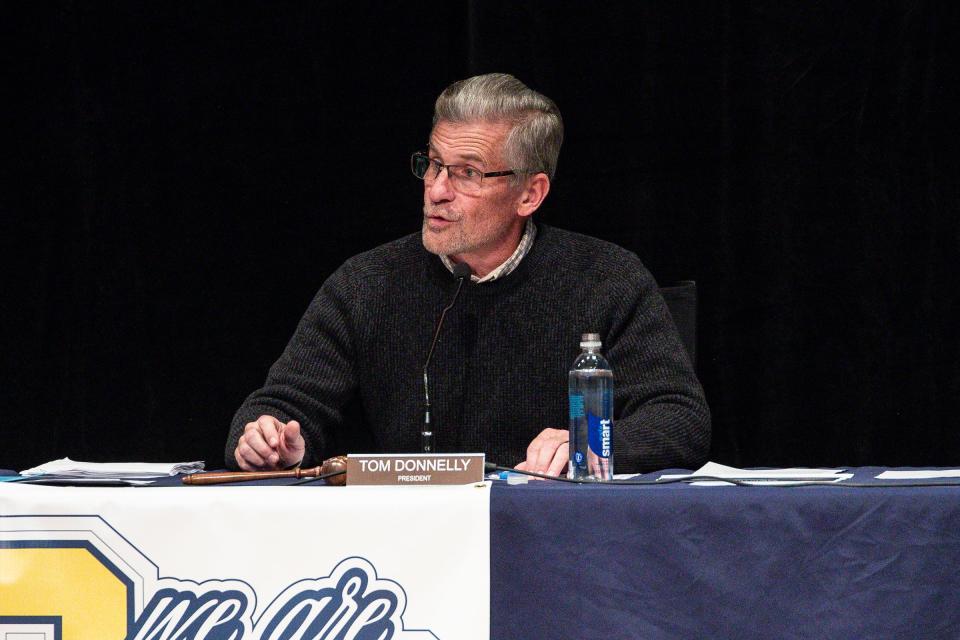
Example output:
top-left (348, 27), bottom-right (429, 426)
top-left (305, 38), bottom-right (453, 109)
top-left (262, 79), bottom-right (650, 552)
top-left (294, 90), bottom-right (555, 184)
top-left (18, 457), bottom-right (204, 485)
top-left (658, 461), bottom-right (853, 485)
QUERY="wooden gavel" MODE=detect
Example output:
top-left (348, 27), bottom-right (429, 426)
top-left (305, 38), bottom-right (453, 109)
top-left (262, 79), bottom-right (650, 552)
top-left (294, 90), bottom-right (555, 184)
top-left (182, 455), bottom-right (348, 486)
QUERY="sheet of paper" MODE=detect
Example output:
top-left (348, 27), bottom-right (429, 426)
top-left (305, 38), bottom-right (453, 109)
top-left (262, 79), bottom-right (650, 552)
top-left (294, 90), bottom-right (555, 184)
top-left (20, 457), bottom-right (204, 478)
top-left (876, 469), bottom-right (960, 479)
top-left (659, 461), bottom-right (852, 485)
top-left (12, 476), bottom-right (157, 486)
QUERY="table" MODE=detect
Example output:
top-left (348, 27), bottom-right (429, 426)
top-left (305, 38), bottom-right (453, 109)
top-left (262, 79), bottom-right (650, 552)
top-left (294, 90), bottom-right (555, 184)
top-left (4, 467), bottom-right (960, 639)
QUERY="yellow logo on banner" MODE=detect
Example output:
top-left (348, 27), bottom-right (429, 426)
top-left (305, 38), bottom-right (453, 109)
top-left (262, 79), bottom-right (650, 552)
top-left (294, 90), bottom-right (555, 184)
top-left (0, 542), bottom-right (131, 640)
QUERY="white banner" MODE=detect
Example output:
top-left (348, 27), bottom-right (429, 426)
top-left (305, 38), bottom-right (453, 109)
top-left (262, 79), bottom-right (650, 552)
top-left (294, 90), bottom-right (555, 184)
top-left (0, 482), bottom-right (491, 640)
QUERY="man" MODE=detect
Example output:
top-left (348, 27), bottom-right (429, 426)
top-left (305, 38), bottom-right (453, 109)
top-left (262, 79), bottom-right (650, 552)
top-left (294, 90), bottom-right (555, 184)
top-left (226, 73), bottom-right (710, 476)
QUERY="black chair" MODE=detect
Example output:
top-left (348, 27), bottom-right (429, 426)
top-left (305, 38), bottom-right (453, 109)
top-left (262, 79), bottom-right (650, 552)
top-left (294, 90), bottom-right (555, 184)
top-left (658, 280), bottom-right (697, 367)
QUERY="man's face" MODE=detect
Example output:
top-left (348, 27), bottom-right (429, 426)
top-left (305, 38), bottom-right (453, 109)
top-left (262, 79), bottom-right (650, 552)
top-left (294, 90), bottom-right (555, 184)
top-left (421, 120), bottom-right (524, 265)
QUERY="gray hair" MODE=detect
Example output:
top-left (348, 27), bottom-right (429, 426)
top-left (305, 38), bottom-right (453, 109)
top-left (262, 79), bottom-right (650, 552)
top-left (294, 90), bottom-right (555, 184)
top-left (433, 73), bottom-right (564, 181)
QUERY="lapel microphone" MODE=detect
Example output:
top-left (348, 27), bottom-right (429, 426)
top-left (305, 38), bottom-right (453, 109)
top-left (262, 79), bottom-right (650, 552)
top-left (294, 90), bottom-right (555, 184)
top-left (422, 262), bottom-right (472, 453)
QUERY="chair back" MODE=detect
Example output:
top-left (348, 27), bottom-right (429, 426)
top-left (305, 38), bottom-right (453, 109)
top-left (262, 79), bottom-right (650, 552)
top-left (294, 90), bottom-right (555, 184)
top-left (659, 280), bottom-right (697, 367)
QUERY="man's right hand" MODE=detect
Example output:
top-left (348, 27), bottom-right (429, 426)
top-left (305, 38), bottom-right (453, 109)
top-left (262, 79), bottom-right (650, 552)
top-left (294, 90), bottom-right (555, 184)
top-left (235, 415), bottom-right (305, 471)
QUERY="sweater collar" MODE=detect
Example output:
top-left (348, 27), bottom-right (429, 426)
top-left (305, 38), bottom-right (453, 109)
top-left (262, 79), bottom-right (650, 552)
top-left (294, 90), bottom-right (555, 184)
top-left (426, 223), bottom-right (556, 297)
top-left (438, 219), bottom-right (537, 283)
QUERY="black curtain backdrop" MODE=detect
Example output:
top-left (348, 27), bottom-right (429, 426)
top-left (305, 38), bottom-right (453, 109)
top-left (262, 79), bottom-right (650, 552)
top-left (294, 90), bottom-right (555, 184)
top-left (4, 1), bottom-right (958, 471)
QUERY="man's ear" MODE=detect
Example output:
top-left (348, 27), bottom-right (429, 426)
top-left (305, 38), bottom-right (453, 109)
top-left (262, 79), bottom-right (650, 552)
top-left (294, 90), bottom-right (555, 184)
top-left (517, 173), bottom-right (551, 218)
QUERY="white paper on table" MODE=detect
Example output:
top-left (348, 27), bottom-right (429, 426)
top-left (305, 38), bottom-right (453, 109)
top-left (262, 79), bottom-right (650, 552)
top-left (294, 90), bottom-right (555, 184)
top-left (876, 469), bottom-right (960, 480)
top-left (14, 476), bottom-right (158, 486)
top-left (658, 461), bottom-right (852, 485)
top-left (20, 457), bottom-right (204, 478)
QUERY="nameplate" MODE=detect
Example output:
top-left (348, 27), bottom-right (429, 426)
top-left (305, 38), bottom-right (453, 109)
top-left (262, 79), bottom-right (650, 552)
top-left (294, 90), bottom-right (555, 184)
top-left (346, 453), bottom-right (485, 486)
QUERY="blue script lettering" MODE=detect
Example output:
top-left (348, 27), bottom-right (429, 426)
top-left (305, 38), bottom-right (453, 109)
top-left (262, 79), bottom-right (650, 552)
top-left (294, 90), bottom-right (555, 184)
top-left (257, 567), bottom-right (398, 640)
top-left (129, 588), bottom-right (249, 640)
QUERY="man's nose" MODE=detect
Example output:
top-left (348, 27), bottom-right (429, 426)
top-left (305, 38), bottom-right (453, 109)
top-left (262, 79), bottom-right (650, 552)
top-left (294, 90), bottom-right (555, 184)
top-left (427, 167), bottom-right (455, 202)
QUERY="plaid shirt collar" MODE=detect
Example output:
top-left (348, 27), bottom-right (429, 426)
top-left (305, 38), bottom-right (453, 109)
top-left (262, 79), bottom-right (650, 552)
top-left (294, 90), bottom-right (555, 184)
top-left (440, 219), bottom-right (538, 283)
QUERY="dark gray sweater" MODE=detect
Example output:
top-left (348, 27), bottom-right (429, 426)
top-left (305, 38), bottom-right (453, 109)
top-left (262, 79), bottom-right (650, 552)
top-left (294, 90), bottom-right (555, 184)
top-left (225, 224), bottom-right (710, 472)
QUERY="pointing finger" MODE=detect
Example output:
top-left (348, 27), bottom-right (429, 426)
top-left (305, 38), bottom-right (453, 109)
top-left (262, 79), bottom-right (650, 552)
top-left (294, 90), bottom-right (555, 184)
top-left (282, 420), bottom-right (300, 446)
top-left (257, 415), bottom-right (283, 448)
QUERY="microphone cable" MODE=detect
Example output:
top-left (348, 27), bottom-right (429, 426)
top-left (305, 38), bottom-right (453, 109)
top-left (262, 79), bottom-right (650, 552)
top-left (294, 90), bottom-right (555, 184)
top-left (291, 469), bottom-right (346, 485)
top-left (422, 262), bottom-right (472, 453)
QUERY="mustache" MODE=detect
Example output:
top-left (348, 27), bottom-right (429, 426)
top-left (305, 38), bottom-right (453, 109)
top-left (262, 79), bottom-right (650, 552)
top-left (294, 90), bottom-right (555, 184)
top-left (423, 205), bottom-right (461, 222)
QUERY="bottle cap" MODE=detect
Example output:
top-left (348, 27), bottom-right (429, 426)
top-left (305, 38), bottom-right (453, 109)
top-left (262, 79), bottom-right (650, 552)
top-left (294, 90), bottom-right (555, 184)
top-left (580, 332), bottom-right (602, 348)
top-left (498, 471), bottom-right (530, 485)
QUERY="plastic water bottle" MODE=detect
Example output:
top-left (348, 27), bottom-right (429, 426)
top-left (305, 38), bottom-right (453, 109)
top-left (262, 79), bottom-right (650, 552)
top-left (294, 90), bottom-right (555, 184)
top-left (568, 333), bottom-right (614, 481)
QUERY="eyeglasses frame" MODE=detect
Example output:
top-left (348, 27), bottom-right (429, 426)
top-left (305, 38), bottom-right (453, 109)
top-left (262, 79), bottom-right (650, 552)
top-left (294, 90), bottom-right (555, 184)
top-left (410, 151), bottom-right (517, 191)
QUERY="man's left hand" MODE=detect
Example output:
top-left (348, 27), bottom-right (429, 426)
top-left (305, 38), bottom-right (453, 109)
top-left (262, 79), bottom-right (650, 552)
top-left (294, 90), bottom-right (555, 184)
top-left (515, 428), bottom-right (569, 477)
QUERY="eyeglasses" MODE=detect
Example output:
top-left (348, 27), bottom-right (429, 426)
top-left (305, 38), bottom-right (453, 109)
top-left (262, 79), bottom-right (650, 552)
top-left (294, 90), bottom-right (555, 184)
top-left (411, 151), bottom-right (516, 194)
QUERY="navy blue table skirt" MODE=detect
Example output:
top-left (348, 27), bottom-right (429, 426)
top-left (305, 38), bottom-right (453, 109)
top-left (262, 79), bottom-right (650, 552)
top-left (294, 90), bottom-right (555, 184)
top-left (490, 467), bottom-right (960, 639)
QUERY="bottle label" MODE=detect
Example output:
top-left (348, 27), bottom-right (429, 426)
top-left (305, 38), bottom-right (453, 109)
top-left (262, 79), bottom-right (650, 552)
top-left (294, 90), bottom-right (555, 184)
top-left (587, 413), bottom-right (612, 458)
